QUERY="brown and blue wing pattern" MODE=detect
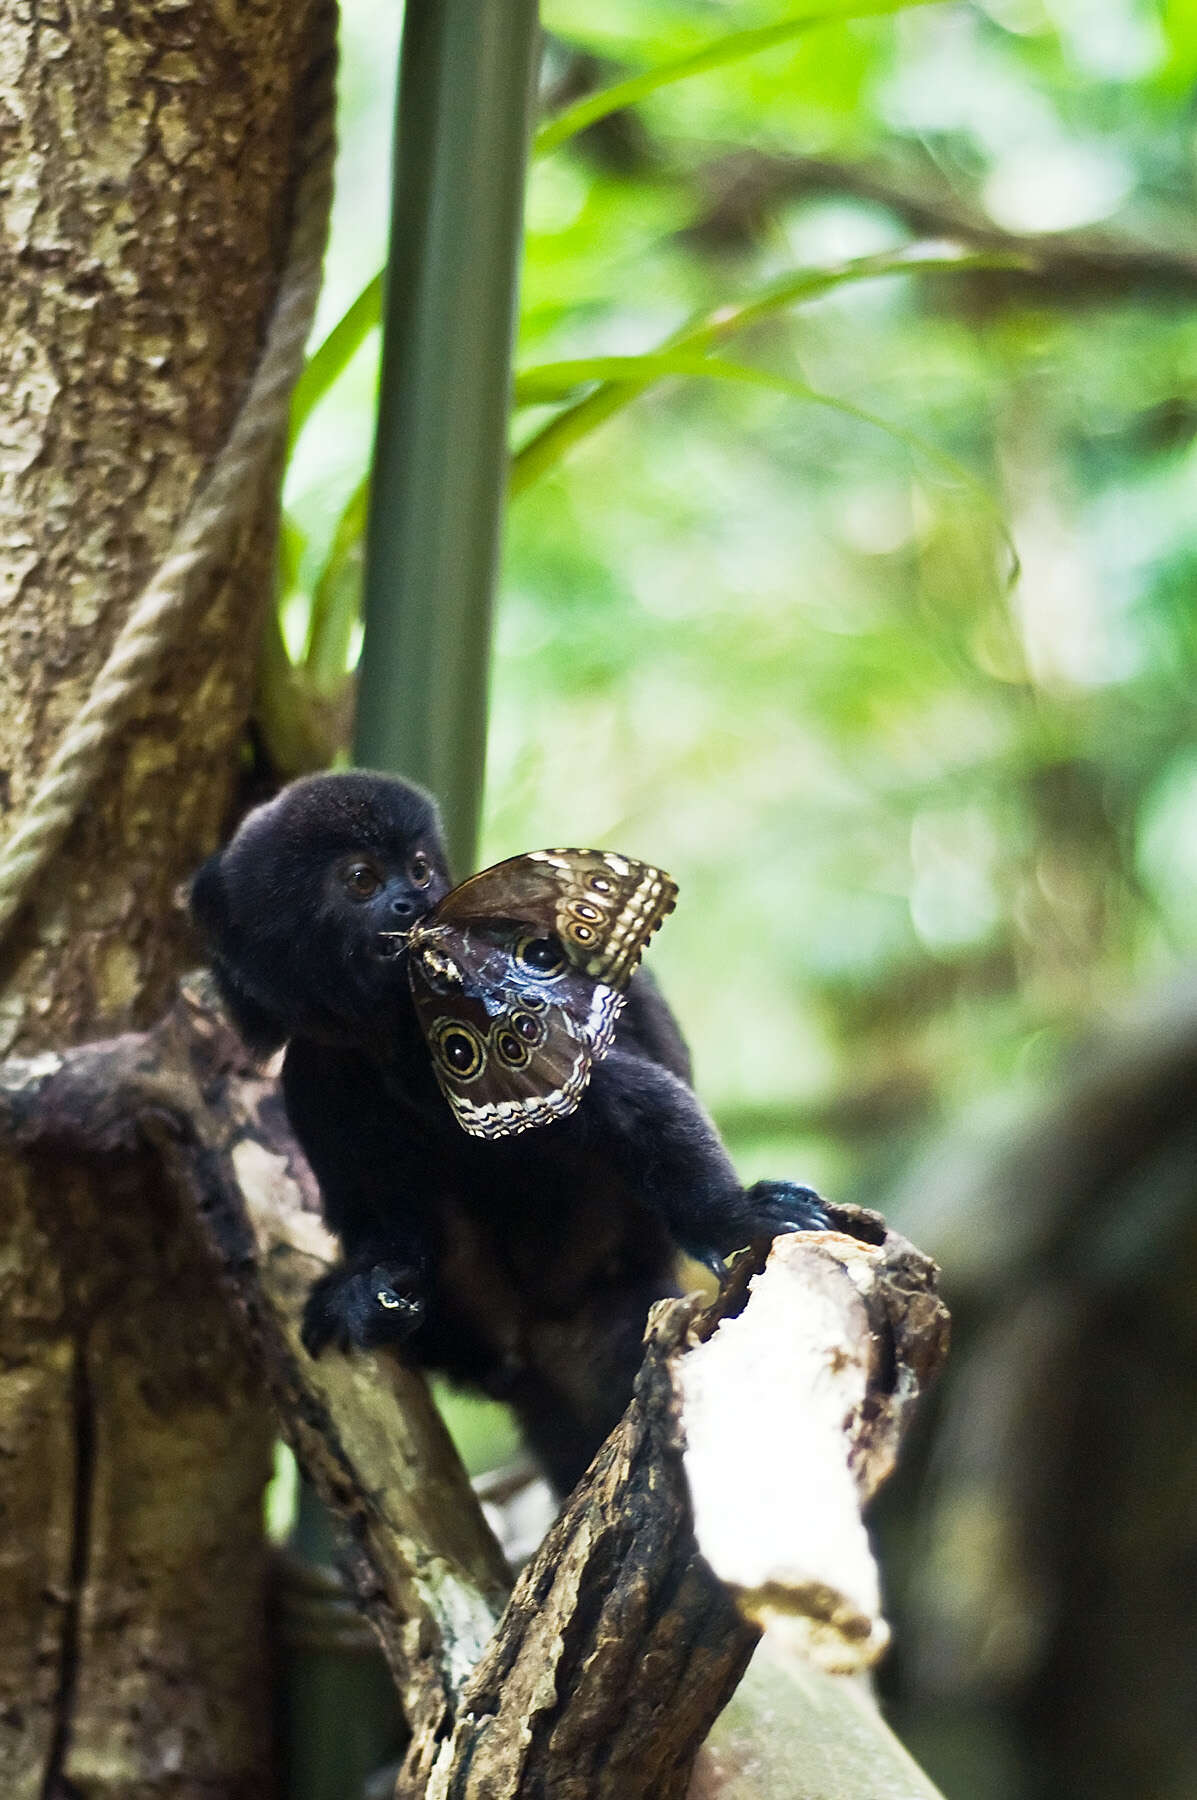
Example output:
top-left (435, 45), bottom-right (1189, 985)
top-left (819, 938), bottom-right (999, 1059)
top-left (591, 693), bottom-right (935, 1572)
top-left (407, 849), bottom-right (676, 1139)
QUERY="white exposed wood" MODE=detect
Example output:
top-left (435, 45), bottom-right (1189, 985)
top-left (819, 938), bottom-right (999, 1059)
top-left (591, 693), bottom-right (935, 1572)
top-left (679, 1232), bottom-right (905, 1672)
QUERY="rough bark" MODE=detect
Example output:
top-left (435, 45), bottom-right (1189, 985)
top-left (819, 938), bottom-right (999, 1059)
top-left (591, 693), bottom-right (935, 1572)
top-left (425, 1299), bottom-right (759, 1800)
top-left (0, 0), bottom-right (330, 1791)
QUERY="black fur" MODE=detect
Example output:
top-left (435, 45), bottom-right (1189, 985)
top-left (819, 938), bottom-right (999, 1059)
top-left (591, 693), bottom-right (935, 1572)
top-left (191, 772), bottom-right (827, 1492)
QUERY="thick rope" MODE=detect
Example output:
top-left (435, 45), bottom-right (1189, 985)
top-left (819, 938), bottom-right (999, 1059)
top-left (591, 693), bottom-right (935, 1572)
top-left (0, 3), bottom-right (338, 941)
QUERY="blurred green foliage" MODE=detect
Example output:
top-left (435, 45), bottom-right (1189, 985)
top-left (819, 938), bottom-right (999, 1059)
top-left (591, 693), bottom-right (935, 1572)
top-left (278, 0), bottom-right (1197, 1215)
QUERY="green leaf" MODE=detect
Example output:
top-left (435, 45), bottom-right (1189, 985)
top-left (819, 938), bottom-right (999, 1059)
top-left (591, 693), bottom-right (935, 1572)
top-left (536, 0), bottom-right (944, 157)
top-left (288, 274), bottom-right (382, 448)
top-left (660, 249), bottom-right (1033, 353)
top-left (276, 510), bottom-right (306, 600)
top-left (304, 474), bottom-right (370, 693)
top-left (511, 249), bottom-right (1031, 504)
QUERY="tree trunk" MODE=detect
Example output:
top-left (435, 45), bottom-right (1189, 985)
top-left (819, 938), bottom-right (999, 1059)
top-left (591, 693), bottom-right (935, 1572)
top-left (0, 0), bottom-right (331, 1790)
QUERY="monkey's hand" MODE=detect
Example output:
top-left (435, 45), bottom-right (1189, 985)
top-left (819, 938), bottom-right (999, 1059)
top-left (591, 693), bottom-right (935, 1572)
top-left (681, 1180), bottom-right (832, 1280)
top-left (301, 1259), bottom-right (427, 1357)
top-left (744, 1178), bottom-right (831, 1238)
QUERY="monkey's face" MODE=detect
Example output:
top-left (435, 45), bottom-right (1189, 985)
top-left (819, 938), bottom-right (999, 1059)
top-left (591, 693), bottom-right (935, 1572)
top-left (326, 835), bottom-right (451, 957)
top-left (191, 772), bottom-right (453, 1049)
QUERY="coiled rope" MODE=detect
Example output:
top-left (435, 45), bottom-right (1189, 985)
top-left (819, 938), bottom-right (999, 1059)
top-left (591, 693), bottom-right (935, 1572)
top-left (0, 2), bottom-right (338, 940)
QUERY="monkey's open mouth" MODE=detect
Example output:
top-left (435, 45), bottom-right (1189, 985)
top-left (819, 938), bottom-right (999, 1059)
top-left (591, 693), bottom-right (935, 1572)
top-left (374, 932), bottom-right (410, 960)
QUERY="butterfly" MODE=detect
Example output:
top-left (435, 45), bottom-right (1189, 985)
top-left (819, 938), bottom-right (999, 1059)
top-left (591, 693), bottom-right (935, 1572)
top-left (392, 848), bottom-right (677, 1140)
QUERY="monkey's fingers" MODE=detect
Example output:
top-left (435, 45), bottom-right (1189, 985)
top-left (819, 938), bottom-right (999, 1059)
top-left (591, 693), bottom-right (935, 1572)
top-left (744, 1179), bottom-right (833, 1239)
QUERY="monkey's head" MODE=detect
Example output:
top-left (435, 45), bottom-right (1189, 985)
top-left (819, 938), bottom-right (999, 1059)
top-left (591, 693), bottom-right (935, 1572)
top-left (190, 772), bottom-right (452, 1053)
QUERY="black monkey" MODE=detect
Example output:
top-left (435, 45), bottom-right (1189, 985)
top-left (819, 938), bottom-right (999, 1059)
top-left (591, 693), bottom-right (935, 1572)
top-left (191, 771), bottom-right (827, 1492)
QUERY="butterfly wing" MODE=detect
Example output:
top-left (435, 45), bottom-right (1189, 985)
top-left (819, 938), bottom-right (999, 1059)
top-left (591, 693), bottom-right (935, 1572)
top-left (408, 920), bottom-right (625, 1138)
top-left (435, 848), bottom-right (676, 983)
top-left (408, 849), bottom-right (676, 1139)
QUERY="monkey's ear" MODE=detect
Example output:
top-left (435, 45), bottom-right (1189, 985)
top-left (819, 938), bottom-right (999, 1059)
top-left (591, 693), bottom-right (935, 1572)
top-left (189, 853), bottom-right (288, 1057)
top-left (208, 962), bottom-right (289, 1057)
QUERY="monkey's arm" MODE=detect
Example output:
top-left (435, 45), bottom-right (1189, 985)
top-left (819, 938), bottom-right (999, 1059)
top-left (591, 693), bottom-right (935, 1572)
top-left (281, 1038), bottom-right (433, 1352)
top-left (617, 967), bottom-right (693, 1084)
top-left (584, 1049), bottom-right (827, 1274)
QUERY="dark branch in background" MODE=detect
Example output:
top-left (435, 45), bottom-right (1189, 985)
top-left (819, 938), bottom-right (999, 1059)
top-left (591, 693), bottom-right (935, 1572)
top-left (874, 978), bottom-right (1197, 1799)
top-left (681, 147), bottom-right (1197, 303)
top-left (0, 980), bottom-right (948, 1799)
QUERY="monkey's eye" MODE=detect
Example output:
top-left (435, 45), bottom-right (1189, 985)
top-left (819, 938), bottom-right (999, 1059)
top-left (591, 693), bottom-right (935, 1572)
top-left (409, 851), bottom-right (432, 888)
top-left (342, 860), bottom-right (383, 901)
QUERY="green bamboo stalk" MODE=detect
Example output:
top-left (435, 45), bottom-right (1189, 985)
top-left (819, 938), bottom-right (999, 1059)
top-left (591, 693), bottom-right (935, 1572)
top-left (287, 16), bottom-right (539, 1796)
top-left (354, 0), bottom-right (541, 872)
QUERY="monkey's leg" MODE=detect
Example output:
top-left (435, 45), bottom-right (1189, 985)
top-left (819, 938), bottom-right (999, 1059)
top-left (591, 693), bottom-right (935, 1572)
top-left (513, 1274), bottom-right (680, 1494)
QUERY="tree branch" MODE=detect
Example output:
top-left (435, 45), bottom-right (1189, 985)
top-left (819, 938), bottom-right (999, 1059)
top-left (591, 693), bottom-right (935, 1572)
top-left (0, 980), bottom-right (948, 1796)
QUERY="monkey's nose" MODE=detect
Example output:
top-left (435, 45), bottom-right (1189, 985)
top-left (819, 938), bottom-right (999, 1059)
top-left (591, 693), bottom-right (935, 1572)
top-left (390, 896), bottom-right (416, 920)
